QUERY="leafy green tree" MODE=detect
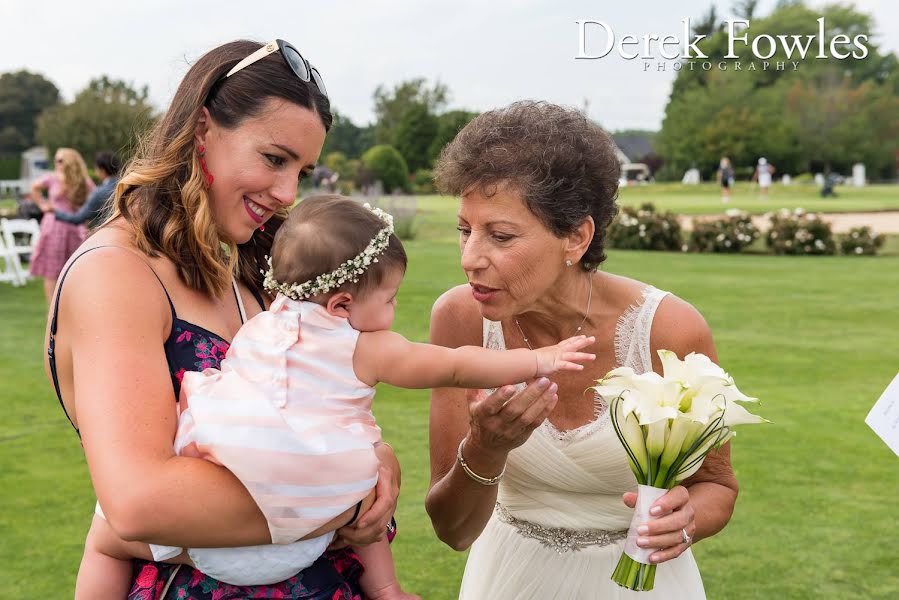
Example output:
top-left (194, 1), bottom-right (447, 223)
top-left (0, 70), bottom-right (60, 152)
top-left (322, 110), bottom-right (375, 158)
top-left (0, 127), bottom-right (28, 153)
top-left (35, 77), bottom-right (155, 161)
top-left (373, 79), bottom-right (448, 146)
top-left (324, 151), bottom-right (349, 176)
top-left (361, 145), bottom-right (408, 193)
top-left (80, 75), bottom-right (150, 105)
top-left (733, 0), bottom-right (760, 21)
top-left (694, 4), bottom-right (721, 37)
top-left (394, 103), bottom-right (438, 172)
top-left (659, 2), bottom-right (898, 179)
top-left (428, 110), bottom-right (479, 163)
top-left (785, 75), bottom-right (899, 175)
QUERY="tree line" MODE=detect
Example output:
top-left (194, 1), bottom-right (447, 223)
top-left (0, 73), bottom-right (476, 192)
top-left (2, 1), bottom-right (896, 185)
top-left (656, 1), bottom-right (899, 180)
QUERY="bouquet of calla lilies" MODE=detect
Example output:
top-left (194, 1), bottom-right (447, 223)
top-left (592, 350), bottom-right (768, 592)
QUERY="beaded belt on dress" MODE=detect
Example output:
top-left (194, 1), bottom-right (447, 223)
top-left (495, 503), bottom-right (627, 554)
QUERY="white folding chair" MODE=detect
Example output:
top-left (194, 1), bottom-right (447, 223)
top-left (0, 235), bottom-right (23, 286)
top-left (0, 218), bottom-right (41, 286)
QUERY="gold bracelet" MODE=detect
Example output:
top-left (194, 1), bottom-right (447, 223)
top-left (457, 437), bottom-right (505, 485)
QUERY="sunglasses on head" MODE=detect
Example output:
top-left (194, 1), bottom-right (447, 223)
top-left (225, 39), bottom-right (327, 99)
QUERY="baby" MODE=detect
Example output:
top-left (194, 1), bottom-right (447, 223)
top-left (77, 195), bottom-right (594, 598)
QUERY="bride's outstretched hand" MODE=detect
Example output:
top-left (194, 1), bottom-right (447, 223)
top-left (467, 377), bottom-right (559, 456)
top-left (622, 485), bottom-right (697, 564)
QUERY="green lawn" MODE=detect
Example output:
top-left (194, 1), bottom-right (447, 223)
top-left (617, 182), bottom-right (899, 215)
top-left (2, 196), bottom-right (898, 598)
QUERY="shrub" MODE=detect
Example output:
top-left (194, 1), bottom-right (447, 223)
top-left (411, 168), bottom-right (435, 195)
top-left (337, 180), bottom-right (355, 196)
top-left (608, 203), bottom-right (682, 251)
top-left (343, 159), bottom-right (361, 183)
top-left (765, 208), bottom-right (836, 255)
top-left (0, 155), bottom-right (20, 180)
top-left (840, 226), bottom-right (884, 256)
top-left (689, 210), bottom-right (760, 253)
top-left (323, 151), bottom-right (348, 176)
top-left (361, 145), bottom-right (409, 193)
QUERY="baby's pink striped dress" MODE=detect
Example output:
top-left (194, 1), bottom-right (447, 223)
top-left (151, 294), bottom-right (382, 585)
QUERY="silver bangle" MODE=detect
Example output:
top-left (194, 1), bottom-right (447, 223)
top-left (457, 437), bottom-right (505, 485)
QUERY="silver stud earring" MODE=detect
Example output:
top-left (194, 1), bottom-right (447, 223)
top-left (565, 259), bottom-right (573, 267)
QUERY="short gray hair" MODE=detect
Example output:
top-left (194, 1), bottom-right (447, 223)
top-left (434, 101), bottom-right (620, 269)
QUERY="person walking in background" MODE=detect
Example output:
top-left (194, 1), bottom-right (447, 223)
top-left (46, 151), bottom-right (121, 229)
top-left (716, 157), bottom-right (734, 203)
top-left (29, 147), bottom-right (94, 301)
top-left (751, 157), bottom-right (775, 197)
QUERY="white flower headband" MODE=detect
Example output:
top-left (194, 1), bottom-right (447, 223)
top-left (263, 203), bottom-right (395, 301)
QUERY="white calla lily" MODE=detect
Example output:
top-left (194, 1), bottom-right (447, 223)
top-left (644, 419), bottom-right (669, 459)
top-left (604, 350), bottom-right (767, 592)
top-left (658, 349), bottom-right (690, 381)
top-left (720, 400), bottom-right (769, 427)
top-left (612, 400), bottom-right (649, 477)
top-left (656, 417), bottom-right (692, 486)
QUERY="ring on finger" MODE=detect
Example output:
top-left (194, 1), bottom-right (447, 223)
top-left (681, 528), bottom-right (691, 545)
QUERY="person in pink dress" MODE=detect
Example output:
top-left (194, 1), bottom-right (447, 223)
top-left (30, 147), bottom-right (95, 300)
top-left (76, 194), bottom-right (596, 599)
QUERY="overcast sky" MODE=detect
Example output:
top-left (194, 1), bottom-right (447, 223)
top-left (2, 0), bottom-right (896, 132)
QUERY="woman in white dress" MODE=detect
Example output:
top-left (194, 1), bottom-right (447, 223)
top-left (425, 101), bottom-right (739, 599)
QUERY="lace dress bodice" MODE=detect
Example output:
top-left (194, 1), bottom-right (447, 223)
top-left (481, 286), bottom-right (670, 531)
top-left (462, 285), bottom-right (706, 599)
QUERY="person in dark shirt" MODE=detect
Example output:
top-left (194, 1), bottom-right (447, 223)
top-left (716, 156), bottom-right (735, 203)
top-left (47, 151), bottom-right (121, 228)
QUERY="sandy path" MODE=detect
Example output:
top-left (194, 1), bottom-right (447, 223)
top-left (681, 211), bottom-right (899, 234)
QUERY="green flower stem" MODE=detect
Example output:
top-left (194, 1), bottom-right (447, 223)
top-left (612, 554), bottom-right (658, 592)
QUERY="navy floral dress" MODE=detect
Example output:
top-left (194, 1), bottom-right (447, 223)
top-left (49, 247), bottom-right (369, 600)
top-left (128, 319), bottom-right (367, 600)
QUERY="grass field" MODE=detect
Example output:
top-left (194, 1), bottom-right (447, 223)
top-left (617, 182), bottom-right (899, 215)
top-left (2, 194), bottom-right (898, 598)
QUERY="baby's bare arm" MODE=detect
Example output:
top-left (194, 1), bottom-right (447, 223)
top-left (354, 331), bottom-right (593, 389)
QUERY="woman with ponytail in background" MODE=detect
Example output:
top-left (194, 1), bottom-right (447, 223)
top-left (30, 147), bottom-right (94, 301)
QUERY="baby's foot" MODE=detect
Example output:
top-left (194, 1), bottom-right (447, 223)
top-left (367, 581), bottom-right (421, 600)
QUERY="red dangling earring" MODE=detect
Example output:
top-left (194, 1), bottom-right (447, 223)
top-left (197, 144), bottom-right (214, 188)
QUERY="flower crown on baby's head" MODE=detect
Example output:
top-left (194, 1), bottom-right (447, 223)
top-left (263, 203), bottom-right (395, 301)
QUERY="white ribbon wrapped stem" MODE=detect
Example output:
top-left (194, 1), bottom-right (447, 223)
top-left (623, 484), bottom-right (668, 564)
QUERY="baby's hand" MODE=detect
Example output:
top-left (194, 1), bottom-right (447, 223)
top-left (534, 335), bottom-right (596, 376)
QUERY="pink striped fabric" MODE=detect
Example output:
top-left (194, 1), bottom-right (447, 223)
top-left (176, 295), bottom-right (381, 544)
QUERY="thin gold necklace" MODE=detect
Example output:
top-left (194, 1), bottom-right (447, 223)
top-left (514, 271), bottom-right (594, 350)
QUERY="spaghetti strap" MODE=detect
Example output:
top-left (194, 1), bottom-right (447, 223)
top-left (232, 279), bottom-right (248, 324)
top-left (248, 285), bottom-right (266, 310)
top-left (47, 245), bottom-right (177, 435)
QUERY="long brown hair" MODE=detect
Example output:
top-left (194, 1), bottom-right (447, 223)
top-left (110, 40), bottom-right (332, 297)
top-left (55, 148), bottom-right (90, 209)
